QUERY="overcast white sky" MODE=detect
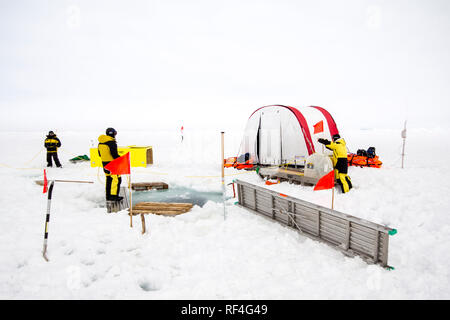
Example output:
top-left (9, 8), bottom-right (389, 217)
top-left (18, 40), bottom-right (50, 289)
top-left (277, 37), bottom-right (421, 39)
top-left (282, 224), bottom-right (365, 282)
top-left (1, 0), bottom-right (449, 132)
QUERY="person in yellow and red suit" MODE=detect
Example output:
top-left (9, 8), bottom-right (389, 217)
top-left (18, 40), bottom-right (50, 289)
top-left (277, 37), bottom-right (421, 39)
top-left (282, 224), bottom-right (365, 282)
top-left (318, 134), bottom-right (353, 193)
top-left (44, 131), bottom-right (62, 168)
top-left (98, 128), bottom-right (123, 202)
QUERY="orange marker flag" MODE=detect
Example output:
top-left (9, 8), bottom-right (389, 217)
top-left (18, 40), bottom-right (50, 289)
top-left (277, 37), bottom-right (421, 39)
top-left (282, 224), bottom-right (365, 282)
top-left (313, 120), bottom-right (324, 134)
top-left (265, 180), bottom-right (280, 186)
top-left (313, 170), bottom-right (335, 191)
top-left (104, 152), bottom-right (131, 175)
top-left (43, 169), bottom-right (48, 194)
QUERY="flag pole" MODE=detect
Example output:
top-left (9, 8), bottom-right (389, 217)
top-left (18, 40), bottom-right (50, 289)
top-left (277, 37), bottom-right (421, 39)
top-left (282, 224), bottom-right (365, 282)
top-left (314, 170), bottom-right (335, 208)
top-left (331, 187), bottom-right (334, 210)
top-left (331, 172), bottom-right (335, 209)
top-left (221, 132), bottom-right (226, 220)
top-left (401, 120), bottom-right (407, 169)
top-left (129, 153), bottom-right (133, 228)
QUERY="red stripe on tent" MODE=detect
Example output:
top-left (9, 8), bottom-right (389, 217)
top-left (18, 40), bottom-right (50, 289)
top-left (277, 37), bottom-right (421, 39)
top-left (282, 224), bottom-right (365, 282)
top-left (310, 106), bottom-right (339, 137)
top-left (249, 105), bottom-right (315, 156)
top-left (286, 107), bottom-right (315, 155)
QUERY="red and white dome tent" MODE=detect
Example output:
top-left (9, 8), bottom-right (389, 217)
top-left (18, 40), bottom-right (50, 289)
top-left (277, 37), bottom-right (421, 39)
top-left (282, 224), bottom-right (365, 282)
top-left (236, 105), bottom-right (340, 167)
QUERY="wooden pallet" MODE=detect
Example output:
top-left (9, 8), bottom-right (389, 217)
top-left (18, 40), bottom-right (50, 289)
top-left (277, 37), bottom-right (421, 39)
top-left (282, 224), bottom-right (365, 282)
top-left (129, 202), bottom-right (193, 234)
top-left (107, 187), bottom-right (130, 213)
top-left (130, 202), bottom-right (192, 216)
top-left (106, 199), bottom-right (128, 213)
top-left (131, 182), bottom-right (169, 191)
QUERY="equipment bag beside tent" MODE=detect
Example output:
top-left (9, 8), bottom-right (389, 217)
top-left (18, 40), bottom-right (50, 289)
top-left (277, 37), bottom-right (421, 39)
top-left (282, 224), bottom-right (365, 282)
top-left (347, 147), bottom-right (383, 168)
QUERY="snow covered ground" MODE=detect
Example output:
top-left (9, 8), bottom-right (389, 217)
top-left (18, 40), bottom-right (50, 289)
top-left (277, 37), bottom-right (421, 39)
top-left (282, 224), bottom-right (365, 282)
top-left (0, 127), bottom-right (449, 299)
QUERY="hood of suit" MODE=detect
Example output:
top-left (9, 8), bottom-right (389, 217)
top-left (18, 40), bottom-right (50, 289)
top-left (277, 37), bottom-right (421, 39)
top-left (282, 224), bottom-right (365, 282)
top-left (98, 134), bottom-right (115, 143)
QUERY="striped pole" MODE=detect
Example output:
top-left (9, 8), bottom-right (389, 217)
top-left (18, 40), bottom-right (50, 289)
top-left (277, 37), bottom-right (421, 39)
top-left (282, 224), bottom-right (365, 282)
top-left (42, 180), bottom-right (55, 261)
top-left (221, 132), bottom-right (226, 220)
top-left (129, 173), bottom-right (133, 228)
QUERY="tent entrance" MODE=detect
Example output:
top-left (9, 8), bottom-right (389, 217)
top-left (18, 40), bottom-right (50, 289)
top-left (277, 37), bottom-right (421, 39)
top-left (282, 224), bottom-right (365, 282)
top-left (258, 109), bottom-right (282, 165)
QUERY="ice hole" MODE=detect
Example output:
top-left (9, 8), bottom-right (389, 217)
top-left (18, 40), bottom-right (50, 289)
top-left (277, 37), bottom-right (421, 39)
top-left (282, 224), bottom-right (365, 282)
top-left (131, 186), bottom-right (223, 207)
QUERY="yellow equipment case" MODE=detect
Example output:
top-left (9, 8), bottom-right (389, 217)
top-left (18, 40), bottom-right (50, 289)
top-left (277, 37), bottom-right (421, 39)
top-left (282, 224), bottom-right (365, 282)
top-left (90, 146), bottom-right (153, 168)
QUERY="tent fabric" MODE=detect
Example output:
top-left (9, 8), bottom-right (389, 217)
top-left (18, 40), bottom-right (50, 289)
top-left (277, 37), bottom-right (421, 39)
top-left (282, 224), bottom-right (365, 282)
top-left (238, 105), bottom-right (339, 166)
top-left (285, 106), bottom-right (315, 155)
top-left (311, 106), bottom-right (339, 137)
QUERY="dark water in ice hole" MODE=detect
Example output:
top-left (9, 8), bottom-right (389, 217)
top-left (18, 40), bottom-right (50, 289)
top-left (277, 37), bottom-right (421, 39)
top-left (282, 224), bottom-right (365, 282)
top-left (130, 186), bottom-right (225, 207)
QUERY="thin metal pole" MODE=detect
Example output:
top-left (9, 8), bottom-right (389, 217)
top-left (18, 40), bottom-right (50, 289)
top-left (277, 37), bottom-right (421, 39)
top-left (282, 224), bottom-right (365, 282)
top-left (53, 180), bottom-right (93, 184)
top-left (401, 121), bottom-right (407, 169)
top-left (221, 132), bottom-right (226, 220)
top-left (129, 153), bottom-right (133, 228)
top-left (331, 187), bottom-right (334, 210)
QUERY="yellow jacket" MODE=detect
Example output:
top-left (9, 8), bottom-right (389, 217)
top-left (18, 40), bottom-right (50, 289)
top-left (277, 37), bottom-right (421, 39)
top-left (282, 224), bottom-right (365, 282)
top-left (98, 135), bottom-right (119, 163)
top-left (324, 138), bottom-right (347, 159)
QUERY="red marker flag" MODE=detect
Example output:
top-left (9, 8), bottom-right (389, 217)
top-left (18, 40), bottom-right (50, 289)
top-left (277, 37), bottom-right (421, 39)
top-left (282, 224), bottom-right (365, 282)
top-left (43, 169), bottom-right (48, 193)
top-left (104, 152), bottom-right (131, 175)
top-left (313, 170), bottom-right (335, 191)
top-left (313, 120), bottom-right (324, 134)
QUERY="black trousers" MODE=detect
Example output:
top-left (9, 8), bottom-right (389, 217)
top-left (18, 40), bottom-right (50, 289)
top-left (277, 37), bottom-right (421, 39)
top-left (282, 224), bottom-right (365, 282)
top-left (46, 152), bottom-right (61, 167)
top-left (334, 158), bottom-right (352, 193)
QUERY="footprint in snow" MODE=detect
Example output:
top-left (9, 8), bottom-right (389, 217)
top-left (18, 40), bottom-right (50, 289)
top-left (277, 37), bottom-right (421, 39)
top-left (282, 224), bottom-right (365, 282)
top-left (65, 248), bottom-right (75, 255)
top-left (90, 274), bottom-right (100, 282)
top-left (139, 280), bottom-right (160, 292)
top-left (81, 259), bottom-right (95, 266)
top-left (99, 238), bottom-right (112, 245)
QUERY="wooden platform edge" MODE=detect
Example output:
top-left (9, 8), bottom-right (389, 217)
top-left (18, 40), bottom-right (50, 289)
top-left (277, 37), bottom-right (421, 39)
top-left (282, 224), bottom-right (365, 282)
top-left (129, 201), bottom-right (193, 217)
top-left (131, 182), bottom-right (169, 191)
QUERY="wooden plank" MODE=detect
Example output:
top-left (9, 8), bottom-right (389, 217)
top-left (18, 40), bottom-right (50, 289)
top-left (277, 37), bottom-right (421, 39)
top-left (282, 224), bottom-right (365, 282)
top-left (131, 182), bottom-right (168, 190)
top-left (135, 201), bottom-right (192, 205)
top-left (133, 203), bottom-right (192, 208)
top-left (141, 214), bottom-right (146, 234)
top-left (129, 201), bottom-right (193, 216)
top-left (130, 210), bottom-right (189, 216)
top-left (133, 202), bottom-right (192, 208)
top-left (132, 208), bottom-right (191, 212)
top-left (133, 207), bottom-right (190, 212)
